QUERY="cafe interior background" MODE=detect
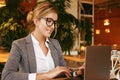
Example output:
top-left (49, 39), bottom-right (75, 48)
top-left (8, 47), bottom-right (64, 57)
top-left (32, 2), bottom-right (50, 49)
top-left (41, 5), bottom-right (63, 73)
top-left (0, 0), bottom-right (120, 79)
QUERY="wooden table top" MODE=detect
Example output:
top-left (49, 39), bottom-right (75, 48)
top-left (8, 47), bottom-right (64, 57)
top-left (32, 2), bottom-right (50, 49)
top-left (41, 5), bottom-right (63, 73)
top-left (64, 55), bottom-right (85, 63)
top-left (0, 50), bottom-right (9, 63)
top-left (0, 51), bottom-right (85, 63)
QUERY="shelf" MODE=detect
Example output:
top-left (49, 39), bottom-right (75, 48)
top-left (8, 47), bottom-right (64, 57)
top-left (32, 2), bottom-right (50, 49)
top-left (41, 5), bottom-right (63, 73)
top-left (81, 14), bottom-right (93, 18)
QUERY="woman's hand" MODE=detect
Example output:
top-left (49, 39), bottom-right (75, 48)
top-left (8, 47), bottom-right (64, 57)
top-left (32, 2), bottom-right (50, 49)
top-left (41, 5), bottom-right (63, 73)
top-left (36, 66), bottom-right (71, 80)
top-left (47, 66), bottom-right (71, 78)
top-left (76, 64), bottom-right (85, 76)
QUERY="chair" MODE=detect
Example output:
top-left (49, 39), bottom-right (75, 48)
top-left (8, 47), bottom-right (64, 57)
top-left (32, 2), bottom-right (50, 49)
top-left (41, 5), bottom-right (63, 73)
top-left (110, 50), bottom-right (120, 80)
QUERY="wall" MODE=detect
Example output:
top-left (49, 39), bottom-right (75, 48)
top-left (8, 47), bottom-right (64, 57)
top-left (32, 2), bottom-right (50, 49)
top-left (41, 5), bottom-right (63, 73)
top-left (94, 7), bottom-right (120, 46)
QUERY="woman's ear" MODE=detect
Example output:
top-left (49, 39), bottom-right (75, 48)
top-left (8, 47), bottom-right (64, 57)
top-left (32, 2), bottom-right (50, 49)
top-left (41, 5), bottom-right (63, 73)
top-left (33, 18), bottom-right (39, 26)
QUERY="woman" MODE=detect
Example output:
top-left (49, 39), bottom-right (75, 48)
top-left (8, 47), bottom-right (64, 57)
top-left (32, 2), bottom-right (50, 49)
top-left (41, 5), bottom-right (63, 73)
top-left (1, 1), bottom-right (84, 80)
top-left (2, 1), bottom-right (70, 80)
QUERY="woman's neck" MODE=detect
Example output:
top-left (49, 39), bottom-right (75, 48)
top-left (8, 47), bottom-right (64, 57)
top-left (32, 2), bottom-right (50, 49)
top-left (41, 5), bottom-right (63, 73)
top-left (32, 32), bottom-right (46, 44)
top-left (32, 31), bottom-right (48, 56)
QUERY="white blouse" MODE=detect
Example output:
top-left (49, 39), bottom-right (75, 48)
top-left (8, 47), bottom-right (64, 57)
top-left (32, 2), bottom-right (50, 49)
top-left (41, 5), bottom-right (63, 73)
top-left (29, 34), bottom-right (55, 80)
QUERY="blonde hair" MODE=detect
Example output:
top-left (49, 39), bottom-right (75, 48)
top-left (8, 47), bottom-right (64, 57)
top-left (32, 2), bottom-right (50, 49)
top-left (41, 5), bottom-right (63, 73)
top-left (27, 1), bottom-right (58, 26)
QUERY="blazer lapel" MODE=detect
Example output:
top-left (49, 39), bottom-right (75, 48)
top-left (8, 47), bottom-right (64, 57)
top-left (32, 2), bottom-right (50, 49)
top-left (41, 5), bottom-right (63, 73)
top-left (48, 40), bottom-right (59, 67)
top-left (25, 34), bottom-right (36, 73)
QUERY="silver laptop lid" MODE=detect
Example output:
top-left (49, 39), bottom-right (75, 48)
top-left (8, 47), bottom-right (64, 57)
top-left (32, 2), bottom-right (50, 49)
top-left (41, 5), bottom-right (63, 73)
top-left (84, 46), bottom-right (111, 80)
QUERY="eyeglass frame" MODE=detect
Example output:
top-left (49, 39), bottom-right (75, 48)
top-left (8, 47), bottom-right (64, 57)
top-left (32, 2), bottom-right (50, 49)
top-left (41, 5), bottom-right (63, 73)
top-left (39, 17), bottom-right (58, 28)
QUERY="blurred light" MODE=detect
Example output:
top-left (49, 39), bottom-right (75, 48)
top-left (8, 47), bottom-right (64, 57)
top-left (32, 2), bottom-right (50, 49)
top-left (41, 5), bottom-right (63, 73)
top-left (105, 28), bottom-right (110, 33)
top-left (0, 0), bottom-right (6, 7)
top-left (95, 29), bottom-right (100, 34)
top-left (104, 19), bottom-right (110, 26)
top-left (80, 46), bottom-right (85, 51)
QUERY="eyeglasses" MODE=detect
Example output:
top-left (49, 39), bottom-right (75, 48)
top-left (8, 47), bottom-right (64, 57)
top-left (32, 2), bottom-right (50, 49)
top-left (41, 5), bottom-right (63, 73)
top-left (40, 17), bottom-right (58, 28)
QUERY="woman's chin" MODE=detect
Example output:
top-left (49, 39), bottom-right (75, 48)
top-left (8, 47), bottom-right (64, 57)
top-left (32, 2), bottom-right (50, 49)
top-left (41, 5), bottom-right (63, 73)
top-left (45, 34), bottom-right (51, 38)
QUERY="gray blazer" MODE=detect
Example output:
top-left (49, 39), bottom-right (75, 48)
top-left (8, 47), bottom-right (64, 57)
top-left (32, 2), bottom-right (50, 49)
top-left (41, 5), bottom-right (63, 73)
top-left (1, 34), bottom-right (66, 80)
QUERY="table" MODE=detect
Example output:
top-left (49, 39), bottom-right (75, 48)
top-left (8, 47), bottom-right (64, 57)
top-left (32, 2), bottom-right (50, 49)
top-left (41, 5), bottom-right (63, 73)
top-left (0, 51), bottom-right (85, 63)
top-left (49, 78), bottom-right (67, 80)
top-left (49, 77), bottom-right (82, 80)
top-left (64, 55), bottom-right (85, 68)
top-left (64, 55), bottom-right (85, 63)
top-left (0, 50), bottom-right (9, 63)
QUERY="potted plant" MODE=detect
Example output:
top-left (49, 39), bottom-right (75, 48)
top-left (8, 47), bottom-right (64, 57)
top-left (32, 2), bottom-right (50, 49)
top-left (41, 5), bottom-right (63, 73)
top-left (0, 18), bottom-right (28, 51)
top-left (0, 0), bottom-right (29, 51)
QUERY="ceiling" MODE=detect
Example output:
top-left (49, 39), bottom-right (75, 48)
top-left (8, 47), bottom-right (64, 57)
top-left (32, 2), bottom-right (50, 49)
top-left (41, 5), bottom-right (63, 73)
top-left (94, 0), bottom-right (120, 9)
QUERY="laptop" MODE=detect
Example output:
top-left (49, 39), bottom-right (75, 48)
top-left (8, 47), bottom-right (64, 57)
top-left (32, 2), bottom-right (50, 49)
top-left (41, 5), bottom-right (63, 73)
top-left (84, 46), bottom-right (111, 80)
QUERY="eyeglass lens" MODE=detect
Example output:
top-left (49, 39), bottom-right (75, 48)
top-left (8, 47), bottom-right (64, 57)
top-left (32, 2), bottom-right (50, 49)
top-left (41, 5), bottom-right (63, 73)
top-left (43, 18), bottom-right (57, 27)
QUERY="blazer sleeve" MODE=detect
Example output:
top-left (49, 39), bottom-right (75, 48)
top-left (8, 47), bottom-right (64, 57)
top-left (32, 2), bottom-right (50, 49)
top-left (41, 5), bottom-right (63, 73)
top-left (1, 40), bottom-right (28, 80)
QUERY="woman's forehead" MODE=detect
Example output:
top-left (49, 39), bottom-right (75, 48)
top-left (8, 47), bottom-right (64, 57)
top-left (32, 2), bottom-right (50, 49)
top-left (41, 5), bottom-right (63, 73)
top-left (42, 12), bottom-right (58, 20)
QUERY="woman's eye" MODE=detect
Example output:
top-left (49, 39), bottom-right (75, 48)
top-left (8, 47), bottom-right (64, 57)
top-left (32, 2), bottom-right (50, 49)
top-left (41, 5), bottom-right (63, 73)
top-left (46, 18), bottom-right (53, 23)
